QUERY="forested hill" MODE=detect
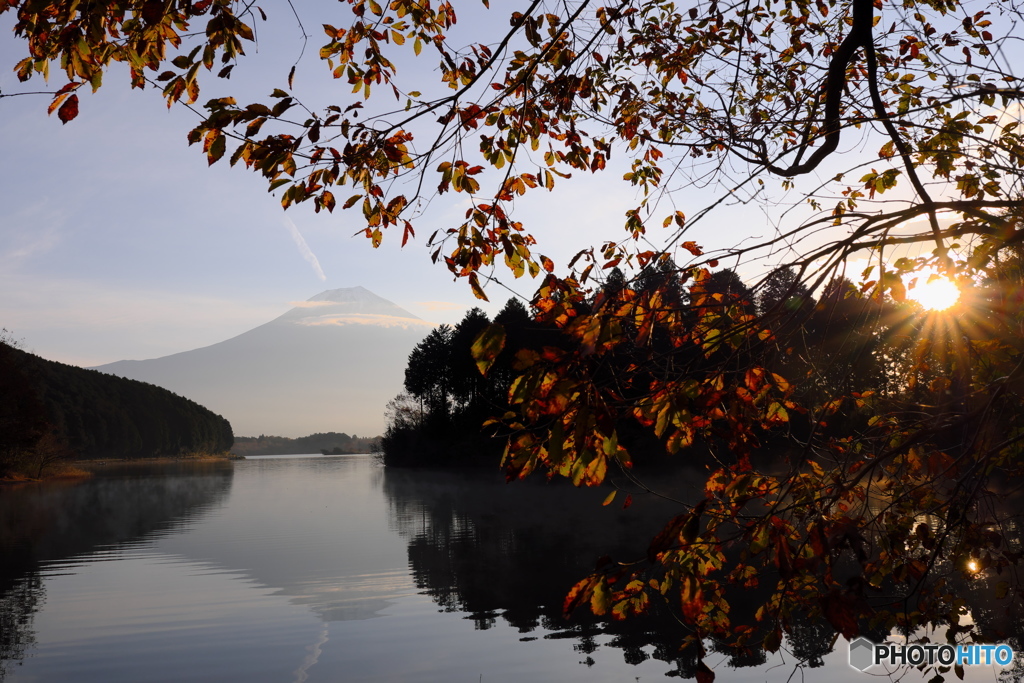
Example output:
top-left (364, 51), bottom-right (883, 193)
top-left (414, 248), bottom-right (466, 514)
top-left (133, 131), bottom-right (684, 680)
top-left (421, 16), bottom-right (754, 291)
top-left (0, 341), bottom-right (233, 469)
top-left (231, 432), bottom-right (379, 456)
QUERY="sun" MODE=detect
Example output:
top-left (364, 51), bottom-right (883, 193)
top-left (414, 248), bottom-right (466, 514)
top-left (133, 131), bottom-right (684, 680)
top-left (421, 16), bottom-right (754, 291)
top-left (909, 274), bottom-right (961, 311)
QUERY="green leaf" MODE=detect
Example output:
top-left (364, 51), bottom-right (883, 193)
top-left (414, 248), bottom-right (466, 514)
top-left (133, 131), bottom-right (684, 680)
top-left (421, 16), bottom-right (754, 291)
top-left (766, 402), bottom-right (789, 424)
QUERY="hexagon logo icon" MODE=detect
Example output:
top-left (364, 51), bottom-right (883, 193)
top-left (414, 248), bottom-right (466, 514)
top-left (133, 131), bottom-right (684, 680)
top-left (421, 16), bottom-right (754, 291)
top-left (849, 637), bottom-right (875, 671)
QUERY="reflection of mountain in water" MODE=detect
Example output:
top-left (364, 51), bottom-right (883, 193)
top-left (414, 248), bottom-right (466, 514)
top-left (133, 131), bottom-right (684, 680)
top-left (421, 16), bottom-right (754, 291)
top-left (151, 457), bottom-right (414, 625)
top-left (0, 463), bottom-right (234, 679)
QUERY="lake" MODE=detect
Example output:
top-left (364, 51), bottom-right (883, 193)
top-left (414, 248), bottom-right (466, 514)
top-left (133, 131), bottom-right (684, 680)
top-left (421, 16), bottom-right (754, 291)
top-left (0, 455), bottom-right (1011, 682)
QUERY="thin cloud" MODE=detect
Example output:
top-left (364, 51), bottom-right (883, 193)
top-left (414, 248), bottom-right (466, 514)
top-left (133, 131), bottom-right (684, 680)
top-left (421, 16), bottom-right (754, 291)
top-left (283, 216), bottom-right (327, 282)
top-left (298, 314), bottom-right (436, 329)
top-left (287, 300), bottom-right (337, 308)
top-left (414, 301), bottom-right (464, 312)
top-left (2, 203), bottom-right (63, 263)
top-left (0, 272), bottom-right (287, 366)
top-left (5, 230), bottom-right (59, 261)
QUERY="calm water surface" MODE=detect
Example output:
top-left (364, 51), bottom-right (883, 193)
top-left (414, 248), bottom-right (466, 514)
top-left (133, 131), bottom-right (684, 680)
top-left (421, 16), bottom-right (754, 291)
top-left (0, 456), bottom-right (1008, 682)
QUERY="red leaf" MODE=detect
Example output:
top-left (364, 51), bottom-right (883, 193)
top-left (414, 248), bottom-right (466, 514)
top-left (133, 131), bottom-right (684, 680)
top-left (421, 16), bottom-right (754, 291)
top-left (820, 590), bottom-right (862, 639)
top-left (775, 535), bottom-right (794, 579)
top-left (141, 0), bottom-right (164, 25)
top-left (57, 94), bottom-right (79, 124)
top-left (696, 660), bottom-right (715, 683)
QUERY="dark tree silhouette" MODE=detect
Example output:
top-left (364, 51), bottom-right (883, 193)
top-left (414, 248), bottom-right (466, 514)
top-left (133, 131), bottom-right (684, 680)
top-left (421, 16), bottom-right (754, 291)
top-left (0, 341), bottom-right (233, 475)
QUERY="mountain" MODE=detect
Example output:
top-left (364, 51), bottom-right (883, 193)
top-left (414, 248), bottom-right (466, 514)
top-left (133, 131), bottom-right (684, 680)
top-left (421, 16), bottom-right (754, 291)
top-left (93, 287), bottom-right (434, 437)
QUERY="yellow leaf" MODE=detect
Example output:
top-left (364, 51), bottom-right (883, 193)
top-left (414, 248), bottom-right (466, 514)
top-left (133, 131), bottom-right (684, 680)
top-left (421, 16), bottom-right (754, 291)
top-left (468, 273), bottom-right (489, 301)
top-left (471, 323), bottom-right (505, 376)
top-left (591, 578), bottom-right (610, 615)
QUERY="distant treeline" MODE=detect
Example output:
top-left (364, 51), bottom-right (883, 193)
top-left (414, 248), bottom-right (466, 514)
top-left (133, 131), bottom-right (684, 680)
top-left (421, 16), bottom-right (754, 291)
top-left (0, 341), bottom-right (234, 477)
top-left (231, 432), bottom-right (380, 456)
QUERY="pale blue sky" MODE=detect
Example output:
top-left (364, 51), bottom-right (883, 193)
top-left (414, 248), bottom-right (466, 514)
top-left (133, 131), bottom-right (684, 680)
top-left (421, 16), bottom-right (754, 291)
top-left (2, 0), bottom-right (956, 368)
top-left (0, 21), bottom-right (488, 366)
top-left (0, 1), bottom-right (752, 367)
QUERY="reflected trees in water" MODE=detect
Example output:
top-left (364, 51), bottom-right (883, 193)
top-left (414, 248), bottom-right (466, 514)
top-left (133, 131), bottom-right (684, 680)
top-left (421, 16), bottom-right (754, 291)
top-left (0, 465), bottom-right (233, 678)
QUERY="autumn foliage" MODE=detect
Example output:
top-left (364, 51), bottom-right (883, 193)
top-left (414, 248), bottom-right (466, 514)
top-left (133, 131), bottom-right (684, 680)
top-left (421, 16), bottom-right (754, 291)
top-left (7, 0), bottom-right (1024, 675)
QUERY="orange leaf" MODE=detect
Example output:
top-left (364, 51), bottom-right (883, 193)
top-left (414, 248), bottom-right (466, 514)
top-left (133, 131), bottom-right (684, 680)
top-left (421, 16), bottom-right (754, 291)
top-left (563, 576), bottom-right (596, 618)
top-left (468, 272), bottom-right (489, 301)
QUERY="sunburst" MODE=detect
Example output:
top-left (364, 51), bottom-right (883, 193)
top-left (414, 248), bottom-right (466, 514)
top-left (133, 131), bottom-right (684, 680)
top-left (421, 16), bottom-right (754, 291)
top-left (909, 274), bottom-right (961, 311)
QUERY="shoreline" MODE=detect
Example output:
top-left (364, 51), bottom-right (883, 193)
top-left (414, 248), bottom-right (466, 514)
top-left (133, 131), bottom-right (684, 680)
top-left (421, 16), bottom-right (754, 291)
top-left (1, 453), bottom-right (237, 485)
top-left (0, 465), bottom-right (92, 486)
top-left (76, 453), bottom-right (239, 467)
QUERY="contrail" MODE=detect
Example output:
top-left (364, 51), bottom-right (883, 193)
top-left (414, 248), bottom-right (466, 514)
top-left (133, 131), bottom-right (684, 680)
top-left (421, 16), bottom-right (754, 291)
top-left (283, 216), bottom-right (327, 282)
top-left (292, 622), bottom-right (330, 683)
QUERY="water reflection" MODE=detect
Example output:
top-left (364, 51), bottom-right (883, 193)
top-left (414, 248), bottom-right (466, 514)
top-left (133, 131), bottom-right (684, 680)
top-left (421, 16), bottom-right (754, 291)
top-left (382, 466), bottom-right (1024, 678)
top-left (152, 456), bottom-right (415, 624)
top-left (382, 467), bottom-right (720, 675)
top-left (0, 575), bottom-right (40, 681)
top-left (0, 462), bottom-right (233, 678)
top-left (3, 456), bottom-right (1022, 681)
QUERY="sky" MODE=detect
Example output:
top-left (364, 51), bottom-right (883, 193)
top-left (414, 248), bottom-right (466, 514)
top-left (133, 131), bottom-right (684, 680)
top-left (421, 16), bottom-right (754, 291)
top-left (0, 1), bottom-right (740, 369)
top-left (3, 1), bottom-right (997, 370)
top-left (0, 7), bottom-right (479, 366)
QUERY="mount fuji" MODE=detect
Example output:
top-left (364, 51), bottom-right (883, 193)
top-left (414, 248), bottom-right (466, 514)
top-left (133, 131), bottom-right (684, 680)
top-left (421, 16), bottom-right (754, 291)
top-left (93, 287), bottom-right (434, 437)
